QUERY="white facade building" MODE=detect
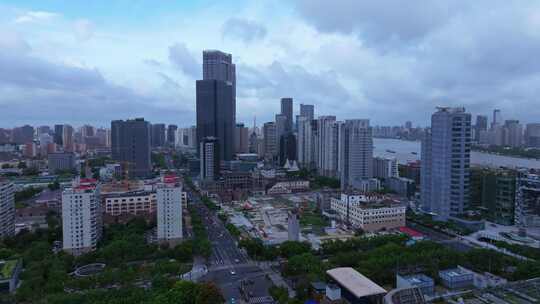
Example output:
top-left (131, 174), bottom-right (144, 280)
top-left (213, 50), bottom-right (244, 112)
top-left (62, 178), bottom-right (102, 255)
top-left (331, 192), bottom-right (406, 232)
top-left (297, 116), bottom-right (314, 169)
top-left (157, 176), bottom-right (184, 246)
top-left (339, 119), bottom-right (373, 190)
top-left (373, 157), bottom-right (398, 179)
top-left (0, 181), bottom-right (15, 238)
top-left (317, 116), bottom-right (340, 177)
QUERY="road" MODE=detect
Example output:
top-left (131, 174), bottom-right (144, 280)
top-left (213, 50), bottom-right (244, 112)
top-left (187, 189), bottom-right (276, 304)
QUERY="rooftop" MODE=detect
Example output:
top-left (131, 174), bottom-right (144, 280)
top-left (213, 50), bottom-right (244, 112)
top-left (440, 267), bottom-right (473, 277)
top-left (0, 259), bottom-right (19, 280)
top-left (327, 267), bottom-right (386, 299)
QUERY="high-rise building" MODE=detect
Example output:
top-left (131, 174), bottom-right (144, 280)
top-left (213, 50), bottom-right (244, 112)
top-left (54, 124), bottom-right (64, 146)
top-left (62, 178), bottom-right (102, 255)
top-left (263, 122), bottom-right (277, 160)
top-left (37, 125), bottom-right (51, 136)
top-left (339, 119), bottom-right (373, 190)
top-left (300, 104), bottom-right (314, 121)
top-left (275, 114), bottom-right (288, 164)
top-left (475, 115), bottom-right (488, 142)
top-left (503, 120), bottom-right (523, 148)
top-left (234, 123), bottom-right (249, 154)
top-left (203, 50), bottom-right (236, 121)
top-left (111, 118), bottom-right (152, 179)
top-left (525, 123), bottom-right (540, 148)
top-left (421, 107), bottom-right (471, 220)
top-left (200, 137), bottom-right (219, 181)
top-left (156, 175), bottom-right (183, 246)
top-left (151, 123), bottom-right (166, 148)
top-left (196, 79), bottom-right (235, 161)
top-left (281, 98), bottom-right (293, 133)
top-left (80, 125), bottom-right (95, 138)
top-left (470, 167), bottom-right (516, 225)
top-left (491, 109), bottom-right (502, 130)
top-left (62, 125), bottom-right (74, 152)
top-left (297, 116), bottom-right (314, 169)
top-left (279, 133), bottom-right (297, 166)
top-left (317, 116), bottom-right (340, 177)
top-left (373, 157), bottom-right (398, 179)
top-left (48, 152), bottom-right (76, 174)
top-left (0, 181), bottom-right (15, 239)
top-left (11, 125), bottom-right (34, 144)
top-left (167, 124), bottom-right (178, 147)
top-left (515, 173), bottom-right (540, 227)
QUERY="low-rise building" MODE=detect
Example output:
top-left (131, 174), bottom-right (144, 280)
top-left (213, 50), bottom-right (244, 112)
top-left (384, 288), bottom-right (425, 304)
top-left (48, 152), bottom-right (76, 174)
top-left (103, 190), bottom-right (157, 216)
top-left (439, 266), bottom-right (474, 289)
top-left (331, 192), bottom-right (406, 232)
top-left (267, 180), bottom-right (310, 194)
top-left (373, 157), bottom-right (398, 179)
top-left (0, 259), bottom-right (22, 294)
top-left (327, 267), bottom-right (386, 304)
top-left (396, 274), bottom-right (434, 296)
top-left (386, 177), bottom-right (415, 198)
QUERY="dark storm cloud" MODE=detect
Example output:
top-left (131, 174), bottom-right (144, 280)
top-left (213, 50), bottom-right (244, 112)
top-left (222, 18), bottom-right (267, 43)
top-left (168, 42), bottom-right (200, 78)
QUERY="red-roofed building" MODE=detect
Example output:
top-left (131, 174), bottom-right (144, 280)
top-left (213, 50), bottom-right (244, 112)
top-left (398, 227), bottom-right (424, 240)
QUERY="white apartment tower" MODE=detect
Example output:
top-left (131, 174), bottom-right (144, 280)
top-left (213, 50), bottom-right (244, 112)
top-left (62, 178), bottom-right (102, 255)
top-left (297, 116), bottom-right (313, 169)
top-left (339, 119), bottom-right (373, 190)
top-left (0, 181), bottom-right (15, 238)
top-left (317, 116), bottom-right (340, 177)
top-left (421, 107), bottom-right (471, 220)
top-left (157, 176), bottom-right (183, 246)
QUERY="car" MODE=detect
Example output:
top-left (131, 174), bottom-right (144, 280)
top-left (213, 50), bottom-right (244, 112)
top-left (230, 270), bottom-right (236, 275)
top-left (229, 298), bottom-right (236, 304)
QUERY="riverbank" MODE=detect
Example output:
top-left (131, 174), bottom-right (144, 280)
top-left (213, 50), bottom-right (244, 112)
top-left (472, 145), bottom-right (540, 161)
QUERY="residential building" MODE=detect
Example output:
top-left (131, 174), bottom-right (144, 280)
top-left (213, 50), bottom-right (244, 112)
top-left (439, 267), bottom-right (474, 289)
top-left (503, 120), bottom-right (523, 148)
top-left (62, 178), bottom-right (102, 255)
top-left (263, 122), bottom-right (277, 160)
top-left (200, 137), bottom-right (219, 181)
top-left (515, 173), bottom-right (540, 227)
top-left (470, 167), bottom-right (516, 225)
top-left (297, 116), bottom-right (314, 169)
top-left (387, 177), bottom-right (416, 198)
top-left (156, 175), bottom-right (184, 246)
top-left (339, 119), bottom-right (373, 190)
top-left (331, 192), bottom-right (406, 232)
top-left (317, 116), bottom-right (340, 177)
top-left (62, 124), bottom-right (74, 152)
top-left (47, 152), bottom-right (76, 174)
top-left (167, 124), bottom-right (178, 147)
top-left (475, 115), bottom-right (488, 142)
top-left (0, 181), bottom-right (15, 238)
top-left (492, 109), bottom-right (502, 130)
top-left (525, 123), bottom-right (540, 148)
top-left (54, 124), bottom-right (64, 146)
top-left (11, 125), bottom-right (34, 144)
top-left (103, 190), bottom-right (156, 216)
top-left (421, 107), bottom-right (471, 220)
top-left (151, 123), bottom-right (166, 148)
top-left (111, 118), bottom-right (152, 179)
top-left (234, 123), bottom-right (249, 154)
top-left (373, 157), bottom-right (398, 179)
top-left (299, 104), bottom-right (314, 121)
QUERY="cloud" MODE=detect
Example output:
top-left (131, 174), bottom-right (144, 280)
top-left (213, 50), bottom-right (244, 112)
top-left (74, 19), bottom-right (95, 41)
top-left (222, 18), bottom-right (267, 43)
top-left (15, 10), bottom-right (59, 24)
top-left (168, 43), bottom-right (200, 78)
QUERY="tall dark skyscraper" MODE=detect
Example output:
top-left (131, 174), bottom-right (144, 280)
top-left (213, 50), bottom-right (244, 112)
top-left (111, 118), bottom-right (151, 179)
top-left (475, 115), bottom-right (488, 141)
top-left (196, 79), bottom-right (235, 161)
top-left (203, 50), bottom-right (236, 122)
top-left (299, 104), bottom-right (314, 121)
top-left (280, 98), bottom-right (293, 133)
top-left (167, 124), bottom-right (178, 146)
top-left (151, 123), bottom-right (166, 147)
top-left (54, 124), bottom-right (64, 146)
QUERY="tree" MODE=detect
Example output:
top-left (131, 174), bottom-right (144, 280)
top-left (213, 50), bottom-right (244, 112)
top-left (279, 241), bottom-right (311, 258)
top-left (48, 180), bottom-right (60, 190)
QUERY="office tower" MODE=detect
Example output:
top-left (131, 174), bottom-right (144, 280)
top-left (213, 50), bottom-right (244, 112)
top-left (95, 128), bottom-right (110, 147)
top-left (196, 79), bottom-right (235, 161)
top-left (475, 115), bottom-right (488, 142)
top-left (525, 123), bottom-right (540, 148)
top-left (492, 109), bottom-right (502, 130)
top-left (151, 123), bottom-right (166, 148)
top-left (297, 116), bottom-right (314, 168)
top-left (515, 173), bottom-right (540, 227)
top-left (200, 137), bottom-right (219, 181)
top-left (263, 122), bottom-right (277, 160)
top-left (38, 133), bottom-right (53, 156)
top-left (405, 121), bottom-right (413, 129)
top-left (111, 118), bottom-right (152, 179)
top-left (249, 131), bottom-right (258, 154)
top-left (156, 175), bottom-right (183, 246)
top-left (287, 210), bottom-right (300, 241)
top-left (167, 124), bottom-right (178, 146)
top-left (280, 98), bottom-right (293, 133)
top-left (54, 124), bottom-right (64, 146)
top-left (0, 181), bottom-right (15, 238)
top-left (317, 116), bottom-right (339, 177)
top-left (234, 123), bottom-right (249, 154)
top-left (62, 178), bottom-right (102, 255)
top-left (11, 125), bottom-right (34, 144)
top-left (503, 120), bottom-right (523, 148)
top-left (280, 133), bottom-right (297, 166)
top-left (48, 152), bottom-right (76, 174)
top-left (300, 104), bottom-right (314, 121)
top-left (421, 107), bottom-right (471, 220)
top-left (373, 157), bottom-right (398, 179)
top-left (275, 114), bottom-right (287, 163)
top-left (470, 167), bottom-right (516, 225)
top-left (37, 125), bottom-right (51, 136)
top-left (62, 125), bottom-right (74, 152)
top-left (339, 119), bottom-right (373, 190)
top-left (203, 50), bottom-right (236, 121)
top-left (80, 125), bottom-right (95, 138)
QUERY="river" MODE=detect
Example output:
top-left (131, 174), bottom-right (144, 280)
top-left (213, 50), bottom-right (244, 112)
top-left (374, 138), bottom-right (540, 169)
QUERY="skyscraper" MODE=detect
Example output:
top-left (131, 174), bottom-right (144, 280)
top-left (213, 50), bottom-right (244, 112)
top-left (234, 123), bottom-right (249, 154)
top-left (317, 116), bottom-right (340, 177)
top-left (339, 119), bottom-right (373, 190)
top-left (156, 175), bottom-right (183, 246)
top-left (297, 116), bottom-right (314, 169)
top-left (525, 123), bottom-right (540, 148)
top-left (515, 173), bottom-right (540, 227)
top-left (54, 124), bottom-right (64, 146)
top-left (203, 50), bottom-right (236, 122)
top-left (492, 109), bottom-right (502, 130)
top-left (475, 115), bottom-right (488, 142)
top-left (62, 125), bottom-right (74, 152)
top-left (503, 120), bottom-right (523, 148)
top-left (196, 79), bottom-right (235, 161)
top-left (151, 123), bottom-right (166, 148)
top-left (111, 118), bottom-right (152, 179)
top-left (0, 181), bottom-right (15, 239)
top-left (263, 122), bottom-right (277, 160)
top-left (299, 104), bottom-right (314, 121)
top-left (167, 124), bottom-right (178, 147)
top-left (280, 98), bottom-right (293, 133)
top-left (200, 137), bottom-right (219, 181)
top-left (421, 107), bottom-right (471, 220)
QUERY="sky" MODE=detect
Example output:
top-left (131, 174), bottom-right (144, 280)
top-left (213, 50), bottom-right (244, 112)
top-left (1, 0), bottom-right (540, 128)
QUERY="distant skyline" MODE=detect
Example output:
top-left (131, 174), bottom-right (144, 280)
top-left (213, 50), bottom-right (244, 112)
top-left (1, 1), bottom-right (540, 127)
